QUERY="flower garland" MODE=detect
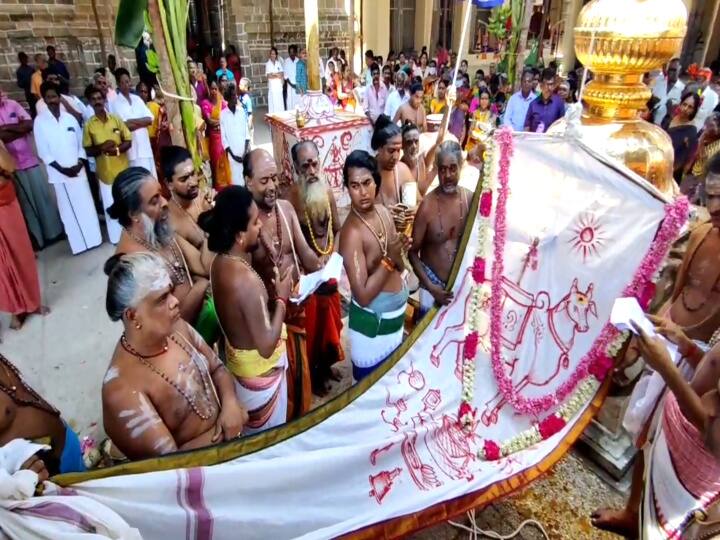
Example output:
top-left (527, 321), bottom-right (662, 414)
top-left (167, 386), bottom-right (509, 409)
top-left (458, 128), bottom-right (512, 430)
top-left (488, 173), bottom-right (690, 417)
top-left (456, 126), bottom-right (690, 457)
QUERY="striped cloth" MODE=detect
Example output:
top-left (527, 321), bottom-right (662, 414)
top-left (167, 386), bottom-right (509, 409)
top-left (349, 288), bottom-right (408, 382)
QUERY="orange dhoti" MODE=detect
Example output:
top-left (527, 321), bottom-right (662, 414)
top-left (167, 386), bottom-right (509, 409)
top-left (305, 289), bottom-right (345, 394)
top-left (0, 181), bottom-right (41, 315)
top-left (285, 305), bottom-right (312, 420)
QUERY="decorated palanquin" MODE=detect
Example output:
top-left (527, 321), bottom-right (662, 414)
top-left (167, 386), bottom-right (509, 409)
top-left (266, 107), bottom-right (372, 207)
top-left (40, 128), bottom-right (686, 539)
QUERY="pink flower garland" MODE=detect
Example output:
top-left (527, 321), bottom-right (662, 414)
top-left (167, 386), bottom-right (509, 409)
top-left (488, 127), bottom-right (690, 416)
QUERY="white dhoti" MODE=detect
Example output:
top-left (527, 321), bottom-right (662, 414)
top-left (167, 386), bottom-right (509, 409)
top-left (228, 158), bottom-right (245, 186)
top-left (226, 344), bottom-right (288, 435)
top-left (53, 174), bottom-right (103, 254)
top-left (641, 431), bottom-right (700, 539)
top-left (130, 157), bottom-right (157, 178)
top-left (286, 87), bottom-right (299, 110)
top-left (267, 81), bottom-right (284, 114)
top-left (98, 181), bottom-right (122, 244)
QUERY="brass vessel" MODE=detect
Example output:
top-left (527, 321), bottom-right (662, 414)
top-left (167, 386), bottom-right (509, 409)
top-left (567, 0), bottom-right (688, 194)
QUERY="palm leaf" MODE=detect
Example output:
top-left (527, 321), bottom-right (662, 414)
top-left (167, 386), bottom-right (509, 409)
top-left (115, 0), bottom-right (148, 48)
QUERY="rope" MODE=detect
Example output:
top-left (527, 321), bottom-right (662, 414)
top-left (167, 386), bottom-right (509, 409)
top-left (448, 509), bottom-right (550, 540)
top-left (156, 81), bottom-right (196, 102)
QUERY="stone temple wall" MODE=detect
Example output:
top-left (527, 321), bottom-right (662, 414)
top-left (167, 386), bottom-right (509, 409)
top-left (225, 0), bottom-right (352, 107)
top-left (0, 0), bottom-right (352, 110)
top-left (0, 0), bottom-right (135, 107)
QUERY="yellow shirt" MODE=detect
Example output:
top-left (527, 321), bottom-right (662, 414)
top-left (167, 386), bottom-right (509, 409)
top-left (82, 113), bottom-right (132, 184)
top-left (30, 71), bottom-right (43, 97)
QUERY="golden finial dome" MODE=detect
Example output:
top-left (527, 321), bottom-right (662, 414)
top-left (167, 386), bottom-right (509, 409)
top-left (549, 0), bottom-right (688, 195)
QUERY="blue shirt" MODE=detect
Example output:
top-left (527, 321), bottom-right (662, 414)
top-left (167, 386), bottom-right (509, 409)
top-left (215, 68), bottom-right (235, 81)
top-left (501, 90), bottom-right (536, 131)
top-left (524, 94), bottom-right (565, 133)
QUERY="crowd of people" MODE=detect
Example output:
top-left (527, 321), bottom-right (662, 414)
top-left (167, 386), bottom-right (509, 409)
top-left (2, 39), bottom-right (720, 538)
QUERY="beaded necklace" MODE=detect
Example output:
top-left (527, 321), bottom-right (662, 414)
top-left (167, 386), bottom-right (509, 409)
top-left (0, 354), bottom-right (60, 416)
top-left (260, 205), bottom-right (284, 273)
top-left (221, 252), bottom-right (269, 297)
top-left (120, 333), bottom-right (218, 421)
top-left (126, 230), bottom-right (187, 286)
top-left (170, 195), bottom-right (205, 239)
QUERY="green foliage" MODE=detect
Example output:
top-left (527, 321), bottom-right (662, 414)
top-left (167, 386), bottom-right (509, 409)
top-left (145, 49), bottom-right (159, 74)
top-left (114, 0), bottom-right (148, 48)
top-left (487, 5), bottom-right (511, 41)
top-left (156, 0), bottom-right (199, 166)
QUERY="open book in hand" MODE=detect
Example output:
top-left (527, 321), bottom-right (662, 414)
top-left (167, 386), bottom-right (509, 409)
top-left (290, 252), bottom-right (344, 304)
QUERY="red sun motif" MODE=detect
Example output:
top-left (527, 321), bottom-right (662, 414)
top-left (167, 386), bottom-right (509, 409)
top-left (568, 213), bottom-right (605, 262)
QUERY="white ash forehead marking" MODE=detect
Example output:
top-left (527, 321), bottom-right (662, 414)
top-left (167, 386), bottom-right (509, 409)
top-left (103, 366), bottom-right (120, 385)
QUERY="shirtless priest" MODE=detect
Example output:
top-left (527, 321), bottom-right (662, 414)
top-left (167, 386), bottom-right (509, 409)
top-left (244, 149), bottom-right (322, 419)
top-left (288, 140), bottom-right (344, 396)
top-left (409, 141), bottom-right (471, 315)
top-left (109, 167), bottom-right (211, 329)
top-left (201, 186), bottom-right (293, 433)
top-left (339, 150), bottom-right (410, 382)
top-left (161, 146), bottom-right (219, 343)
top-left (102, 252), bottom-right (247, 460)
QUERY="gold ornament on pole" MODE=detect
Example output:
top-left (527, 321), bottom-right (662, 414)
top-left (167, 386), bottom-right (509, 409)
top-left (568, 0), bottom-right (688, 195)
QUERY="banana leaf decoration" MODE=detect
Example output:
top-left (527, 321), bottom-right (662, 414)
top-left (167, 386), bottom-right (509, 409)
top-left (114, 0), bottom-right (200, 167)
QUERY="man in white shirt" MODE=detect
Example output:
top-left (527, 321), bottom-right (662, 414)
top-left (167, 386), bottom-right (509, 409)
top-left (284, 45), bottom-right (299, 110)
top-left (109, 67), bottom-right (156, 175)
top-left (220, 84), bottom-right (250, 186)
top-left (652, 58), bottom-right (685, 125)
top-left (34, 82), bottom-right (102, 254)
top-left (694, 68), bottom-right (719, 130)
top-left (502, 70), bottom-right (536, 131)
top-left (363, 63), bottom-right (388, 124)
top-left (384, 71), bottom-right (409, 121)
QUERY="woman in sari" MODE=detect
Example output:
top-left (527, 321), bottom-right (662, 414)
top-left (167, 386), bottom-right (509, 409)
top-left (467, 89), bottom-right (497, 152)
top-left (681, 112), bottom-right (720, 202)
top-left (0, 140), bottom-right (46, 338)
top-left (662, 91), bottom-right (701, 184)
top-left (325, 60), bottom-right (339, 106)
top-left (201, 79), bottom-right (232, 190)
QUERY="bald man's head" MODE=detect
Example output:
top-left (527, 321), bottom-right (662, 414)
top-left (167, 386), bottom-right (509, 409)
top-left (243, 149), bottom-right (279, 210)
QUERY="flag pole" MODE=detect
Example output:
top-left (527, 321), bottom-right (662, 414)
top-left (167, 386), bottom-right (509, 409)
top-left (438, 0), bottom-right (473, 143)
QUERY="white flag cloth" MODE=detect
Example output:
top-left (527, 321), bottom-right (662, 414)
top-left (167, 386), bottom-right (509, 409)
top-left (50, 134), bottom-right (674, 539)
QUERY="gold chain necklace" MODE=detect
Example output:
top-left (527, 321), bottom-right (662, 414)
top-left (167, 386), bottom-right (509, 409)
top-left (304, 203), bottom-right (333, 256)
top-left (352, 206), bottom-right (388, 256)
top-left (221, 252), bottom-right (269, 297)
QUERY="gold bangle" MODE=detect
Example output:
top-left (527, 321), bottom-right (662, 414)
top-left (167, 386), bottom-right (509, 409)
top-left (381, 257), bottom-right (395, 272)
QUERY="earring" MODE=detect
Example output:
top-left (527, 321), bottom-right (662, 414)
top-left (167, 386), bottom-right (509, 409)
top-left (135, 321), bottom-right (142, 330)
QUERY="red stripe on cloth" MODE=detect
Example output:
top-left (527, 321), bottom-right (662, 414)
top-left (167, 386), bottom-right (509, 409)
top-left (185, 468), bottom-right (214, 540)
